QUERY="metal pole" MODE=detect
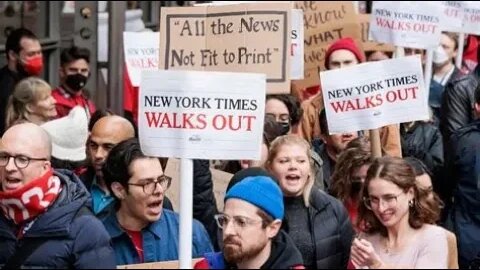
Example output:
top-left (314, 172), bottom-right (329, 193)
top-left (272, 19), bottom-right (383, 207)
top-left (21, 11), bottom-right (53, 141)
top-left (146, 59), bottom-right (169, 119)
top-left (108, 2), bottom-right (126, 115)
top-left (424, 48), bottom-right (434, 96)
top-left (455, 32), bottom-right (465, 69)
top-left (179, 158), bottom-right (193, 269)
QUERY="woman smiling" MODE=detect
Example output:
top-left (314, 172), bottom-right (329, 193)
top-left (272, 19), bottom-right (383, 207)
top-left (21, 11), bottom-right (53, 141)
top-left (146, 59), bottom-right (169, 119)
top-left (351, 157), bottom-right (449, 269)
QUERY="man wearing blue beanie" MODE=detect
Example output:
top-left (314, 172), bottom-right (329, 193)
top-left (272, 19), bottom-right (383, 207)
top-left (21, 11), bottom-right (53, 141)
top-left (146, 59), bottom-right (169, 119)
top-left (195, 176), bottom-right (304, 269)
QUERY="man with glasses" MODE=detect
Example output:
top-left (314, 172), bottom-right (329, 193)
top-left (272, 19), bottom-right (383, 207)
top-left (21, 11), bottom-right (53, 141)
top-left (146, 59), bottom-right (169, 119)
top-left (101, 138), bottom-right (213, 265)
top-left (195, 176), bottom-right (304, 269)
top-left (0, 123), bottom-right (115, 268)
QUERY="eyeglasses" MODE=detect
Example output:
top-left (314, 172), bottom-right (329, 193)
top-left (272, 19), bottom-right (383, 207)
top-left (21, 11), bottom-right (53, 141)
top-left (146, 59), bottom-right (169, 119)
top-left (0, 153), bottom-right (48, 169)
top-left (128, 175), bottom-right (172, 195)
top-left (214, 214), bottom-right (263, 230)
top-left (363, 191), bottom-right (405, 210)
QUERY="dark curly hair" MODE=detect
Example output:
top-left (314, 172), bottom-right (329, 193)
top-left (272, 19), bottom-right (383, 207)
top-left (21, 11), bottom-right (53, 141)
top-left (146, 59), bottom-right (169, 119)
top-left (357, 157), bottom-right (441, 236)
top-left (266, 94), bottom-right (303, 126)
top-left (330, 147), bottom-right (372, 203)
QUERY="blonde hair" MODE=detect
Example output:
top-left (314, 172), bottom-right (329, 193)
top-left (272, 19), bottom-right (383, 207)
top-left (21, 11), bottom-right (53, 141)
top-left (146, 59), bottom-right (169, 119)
top-left (266, 135), bottom-right (314, 207)
top-left (5, 77), bottom-right (52, 128)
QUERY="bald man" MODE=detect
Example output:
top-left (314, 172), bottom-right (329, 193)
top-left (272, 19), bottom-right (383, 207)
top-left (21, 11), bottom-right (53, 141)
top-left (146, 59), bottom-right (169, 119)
top-left (83, 115), bottom-right (135, 217)
top-left (0, 123), bottom-right (115, 268)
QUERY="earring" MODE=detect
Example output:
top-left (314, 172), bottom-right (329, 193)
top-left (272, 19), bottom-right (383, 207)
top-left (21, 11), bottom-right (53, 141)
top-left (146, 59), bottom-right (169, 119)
top-left (408, 200), bottom-right (414, 208)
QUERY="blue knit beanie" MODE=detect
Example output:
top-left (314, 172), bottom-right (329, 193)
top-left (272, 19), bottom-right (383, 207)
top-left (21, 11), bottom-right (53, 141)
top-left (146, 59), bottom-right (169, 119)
top-left (225, 176), bottom-right (284, 220)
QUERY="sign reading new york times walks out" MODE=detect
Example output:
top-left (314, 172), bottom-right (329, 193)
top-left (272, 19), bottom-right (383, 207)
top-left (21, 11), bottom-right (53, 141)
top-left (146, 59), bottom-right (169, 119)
top-left (370, 1), bottom-right (443, 49)
top-left (139, 70), bottom-right (266, 160)
top-left (320, 56), bottom-right (429, 135)
top-left (159, 3), bottom-right (291, 94)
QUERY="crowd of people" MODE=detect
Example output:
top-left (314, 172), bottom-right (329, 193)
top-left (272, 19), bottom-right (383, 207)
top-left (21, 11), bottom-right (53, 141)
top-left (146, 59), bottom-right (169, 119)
top-left (0, 21), bottom-right (479, 269)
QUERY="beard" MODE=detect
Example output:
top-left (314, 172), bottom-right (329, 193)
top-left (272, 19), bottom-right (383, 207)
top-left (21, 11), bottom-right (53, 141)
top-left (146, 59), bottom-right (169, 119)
top-left (223, 235), bottom-right (269, 264)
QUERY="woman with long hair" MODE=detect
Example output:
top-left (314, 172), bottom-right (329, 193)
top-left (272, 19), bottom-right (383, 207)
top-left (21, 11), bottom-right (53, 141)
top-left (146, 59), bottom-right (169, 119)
top-left (351, 157), bottom-right (449, 269)
top-left (266, 135), bottom-right (354, 269)
top-left (330, 146), bottom-right (372, 228)
top-left (5, 77), bottom-right (56, 128)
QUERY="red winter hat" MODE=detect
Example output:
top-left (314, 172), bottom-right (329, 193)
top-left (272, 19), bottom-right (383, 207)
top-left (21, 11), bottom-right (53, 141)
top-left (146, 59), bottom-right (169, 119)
top-left (324, 37), bottom-right (365, 69)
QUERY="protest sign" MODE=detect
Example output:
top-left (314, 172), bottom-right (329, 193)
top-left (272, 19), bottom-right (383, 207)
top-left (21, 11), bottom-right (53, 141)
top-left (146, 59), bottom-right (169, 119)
top-left (165, 158), bottom-right (233, 211)
top-left (295, 1), bottom-right (362, 72)
top-left (117, 259), bottom-right (202, 269)
top-left (159, 3), bottom-right (291, 94)
top-left (139, 70), bottom-right (266, 160)
top-left (462, 1), bottom-right (480, 35)
top-left (291, 9), bottom-right (304, 80)
top-left (123, 32), bottom-right (160, 87)
top-left (320, 55), bottom-right (428, 134)
top-left (358, 14), bottom-right (394, 53)
top-left (440, 1), bottom-right (464, 32)
top-left (370, 1), bottom-right (443, 49)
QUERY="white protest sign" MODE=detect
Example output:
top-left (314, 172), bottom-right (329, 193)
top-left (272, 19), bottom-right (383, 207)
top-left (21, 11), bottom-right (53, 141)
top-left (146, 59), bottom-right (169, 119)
top-left (369, 1), bottom-right (443, 49)
top-left (139, 70), bottom-right (266, 160)
top-left (123, 32), bottom-right (160, 86)
top-left (320, 56), bottom-right (429, 134)
top-left (291, 9), bottom-right (304, 80)
top-left (441, 1), bottom-right (464, 32)
top-left (462, 1), bottom-right (480, 35)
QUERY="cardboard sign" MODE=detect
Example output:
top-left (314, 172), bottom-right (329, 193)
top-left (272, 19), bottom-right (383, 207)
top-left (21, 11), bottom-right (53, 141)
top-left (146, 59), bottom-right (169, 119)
top-left (123, 32), bottom-right (160, 87)
top-left (462, 1), bottom-right (480, 35)
top-left (295, 1), bottom-right (362, 72)
top-left (358, 14), bottom-right (394, 53)
top-left (370, 1), bottom-right (443, 49)
top-left (117, 259), bottom-right (202, 269)
top-left (291, 9), bottom-right (304, 80)
top-left (441, 1), bottom-right (464, 32)
top-left (159, 3), bottom-right (291, 94)
top-left (320, 56), bottom-right (429, 134)
top-left (164, 158), bottom-right (233, 211)
top-left (139, 70), bottom-right (266, 160)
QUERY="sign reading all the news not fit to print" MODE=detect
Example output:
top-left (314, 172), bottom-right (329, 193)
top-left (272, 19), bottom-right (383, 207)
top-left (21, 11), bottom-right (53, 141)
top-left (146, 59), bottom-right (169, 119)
top-left (159, 3), bottom-right (291, 94)
top-left (320, 56), bottom-right (429, 135)
top-left (139, 70), bottom-right (266, 160)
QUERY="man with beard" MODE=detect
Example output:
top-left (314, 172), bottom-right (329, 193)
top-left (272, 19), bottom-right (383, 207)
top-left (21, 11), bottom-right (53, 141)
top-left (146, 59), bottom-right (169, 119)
top-left (0, 28), bottom-right (43, 135)
top-left (52, 46), bottom-right (96, 118)
top-left (195, 176), bottom-right (304, 269)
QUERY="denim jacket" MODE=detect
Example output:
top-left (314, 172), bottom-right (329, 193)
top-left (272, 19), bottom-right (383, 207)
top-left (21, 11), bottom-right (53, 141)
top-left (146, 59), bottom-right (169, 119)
top-left (103, 209), bottom-right (213, 266)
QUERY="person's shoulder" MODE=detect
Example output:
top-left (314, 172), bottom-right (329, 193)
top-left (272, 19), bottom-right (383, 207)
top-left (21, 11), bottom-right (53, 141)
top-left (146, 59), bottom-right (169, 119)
top-left (418, 224), bottom-right (447, 241)
top-left (452, 120), bottom-right (480, 141)
top-left (310, 188), bottom-right (345, 213)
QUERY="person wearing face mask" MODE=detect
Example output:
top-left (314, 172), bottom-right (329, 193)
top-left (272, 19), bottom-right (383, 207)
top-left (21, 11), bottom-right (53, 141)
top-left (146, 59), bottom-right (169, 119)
top-left (430, 32), bottom-right (463, 126)
top-left (0, 28), bottom-right (43, 135)
top-left (265, 94), bottom-right (303, 136)
top-left (52, 46), bottom-right (96, 119)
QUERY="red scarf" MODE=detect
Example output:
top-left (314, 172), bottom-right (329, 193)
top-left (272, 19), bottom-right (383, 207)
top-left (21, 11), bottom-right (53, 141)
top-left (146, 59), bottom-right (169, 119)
top-left (0, 169), bottom-right (62, 224)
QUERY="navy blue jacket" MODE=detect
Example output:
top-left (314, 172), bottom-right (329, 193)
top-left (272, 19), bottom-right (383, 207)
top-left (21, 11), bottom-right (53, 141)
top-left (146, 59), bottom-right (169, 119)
top-left (447, 120), bottom-right (480, 268)
top-left (0, 169), bottom-right (116, 269)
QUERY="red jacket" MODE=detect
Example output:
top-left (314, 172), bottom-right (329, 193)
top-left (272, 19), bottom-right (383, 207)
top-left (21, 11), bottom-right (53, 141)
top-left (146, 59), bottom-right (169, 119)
top-left (51, 87), bottom-right (96, 118)
top-left (123, 65), bottom-right (139, 124)
top-left (462, 35), bottom-right (479, 74)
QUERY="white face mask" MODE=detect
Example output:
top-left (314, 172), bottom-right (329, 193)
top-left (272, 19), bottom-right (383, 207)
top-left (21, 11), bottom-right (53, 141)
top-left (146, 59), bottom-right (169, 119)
top-left (432, 46), bottom-right (449, 65)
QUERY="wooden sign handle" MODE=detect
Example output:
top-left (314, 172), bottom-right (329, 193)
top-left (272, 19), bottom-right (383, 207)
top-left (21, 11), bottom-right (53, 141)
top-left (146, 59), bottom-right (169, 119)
top-left (369, 129), bottom-right (382, 158)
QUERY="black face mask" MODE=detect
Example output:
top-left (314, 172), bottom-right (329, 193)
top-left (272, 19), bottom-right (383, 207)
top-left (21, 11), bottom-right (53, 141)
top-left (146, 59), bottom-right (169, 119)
top-left (65, 73), bottom-right (88, 92)
top-left (351, 181), bottom-right (363, 196)
top-left (278, 122), bottom-right (290, 136)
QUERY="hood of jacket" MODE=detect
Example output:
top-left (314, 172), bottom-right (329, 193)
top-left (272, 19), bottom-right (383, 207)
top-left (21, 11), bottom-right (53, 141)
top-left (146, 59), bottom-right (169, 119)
top-left (260, 230), bottom-right (304, 269)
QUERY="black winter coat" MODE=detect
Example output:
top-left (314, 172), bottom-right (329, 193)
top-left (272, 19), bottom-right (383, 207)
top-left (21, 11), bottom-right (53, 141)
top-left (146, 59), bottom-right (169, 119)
top-left (440, 66), bottom-right (479, 142)
top-left (283, 188), bottom-right (354, 269)
top-left (446, 120), bottom-right (480, 268)
top-left (193, 159), bottom-right (219, 251)
top-left (401, 122), bottom-right (444, 190)
top-left (0, 169), bottom-right (116, 269)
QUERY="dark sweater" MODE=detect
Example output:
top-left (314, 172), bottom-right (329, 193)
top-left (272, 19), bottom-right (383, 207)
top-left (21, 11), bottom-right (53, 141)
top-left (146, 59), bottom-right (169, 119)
top-left (284, 196), bottom-right (315, 269)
